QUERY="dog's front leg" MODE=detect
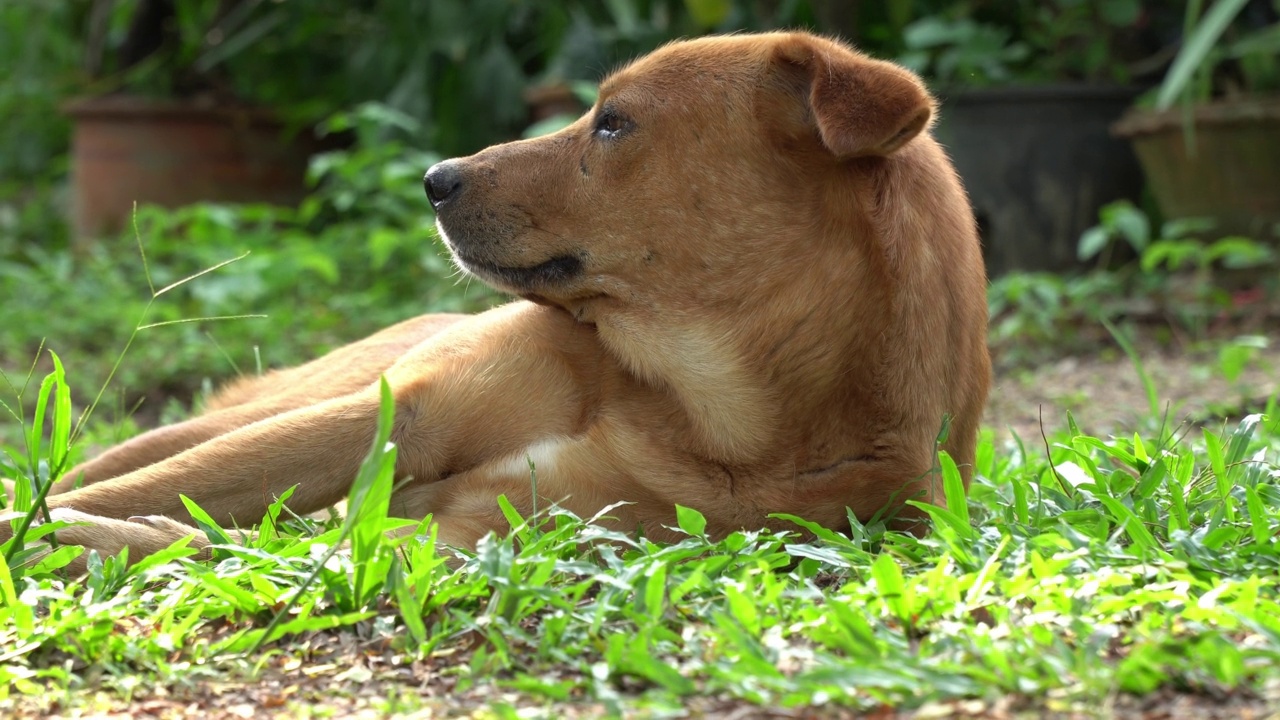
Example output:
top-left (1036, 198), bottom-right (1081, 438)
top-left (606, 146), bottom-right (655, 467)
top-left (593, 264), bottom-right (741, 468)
top-left (45, 389), bottom-right (388, 526)
top-left (17, 305), bottom-right (593, 567)
top-left (2, 387), bottom-right (417, 572)
top-left (1, 388), bottom-right (395, 571)
top-left (0, 509), bottom-right (214, 576)
top-left (51, 400), bottom-right (315, 493)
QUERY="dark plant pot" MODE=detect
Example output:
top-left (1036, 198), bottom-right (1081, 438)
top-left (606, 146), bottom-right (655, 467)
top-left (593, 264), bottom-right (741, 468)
top-left (1111, 97), bottom-right (1280, 239)
top-left (933, 85), bottom-right (1146, 277)
top-left (64, 95), bottom-right (331, 241)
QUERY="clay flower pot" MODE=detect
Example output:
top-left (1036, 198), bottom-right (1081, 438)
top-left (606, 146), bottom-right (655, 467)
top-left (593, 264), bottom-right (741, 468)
top-left (65, 95), bottom-right (331, 240)
top-left (1112, 97), bottom-right (1280, 240)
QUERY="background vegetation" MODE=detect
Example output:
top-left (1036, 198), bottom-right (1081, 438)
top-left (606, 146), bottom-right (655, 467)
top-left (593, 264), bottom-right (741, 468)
top-left (0, 0), bottom-right (1209, 421)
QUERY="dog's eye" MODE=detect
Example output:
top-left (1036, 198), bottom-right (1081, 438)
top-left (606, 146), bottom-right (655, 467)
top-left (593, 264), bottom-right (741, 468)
top-left (593, 108), bottom-right (628, 138)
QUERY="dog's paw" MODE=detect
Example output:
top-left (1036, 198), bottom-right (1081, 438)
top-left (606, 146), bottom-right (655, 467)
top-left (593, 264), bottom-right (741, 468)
top-left (2, 508), bottom-right (209, 575)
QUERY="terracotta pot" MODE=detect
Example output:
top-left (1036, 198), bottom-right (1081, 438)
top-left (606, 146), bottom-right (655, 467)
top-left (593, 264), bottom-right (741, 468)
top-left (64, 95), bottom-right (329, 240)
top-left (1112, 97), bottom-right (1280, 239)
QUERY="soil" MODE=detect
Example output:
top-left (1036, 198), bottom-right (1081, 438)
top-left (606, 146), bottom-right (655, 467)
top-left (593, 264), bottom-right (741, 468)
top-left (8, 650), bottom-right (1278, 720)
top-left (984, 334), bottom-right (1280, 443)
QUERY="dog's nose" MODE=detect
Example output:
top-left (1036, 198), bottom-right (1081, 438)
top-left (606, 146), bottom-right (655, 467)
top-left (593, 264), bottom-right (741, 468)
top-left (424, 161), bottom-right (464, 208)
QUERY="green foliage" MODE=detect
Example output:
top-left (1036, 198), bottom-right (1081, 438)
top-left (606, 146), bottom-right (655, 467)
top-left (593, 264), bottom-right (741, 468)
top-left (0, 3), bottom-right (79, 180)
top-left (1218, 335), bottom-right (1270, 384)
top-left (67, 0), bottom-right (825, 159)
top-left (991, 201), bottom-right (1279, 367)
top-left (0, 0), bottom-right (834, 194)
top-left (1077, 199), bottom-right (1152, 262)
top-left (0, 352), bottom-right (70, 555)
top-left (987, 270), bottom-right (1121, 362)
top-left (1016, 0), bottom-right (1142, 83)
top-left (1156, 0), bottom-right (1280, 110)
top-left (899, 15), bottom-right (1032, 86)
top-left (899, 0), bottom-right (1143, 86)
top-left (1081, 201), bottom-right (1278, 275)
top-left (0, 352), bottom-right (88, 579)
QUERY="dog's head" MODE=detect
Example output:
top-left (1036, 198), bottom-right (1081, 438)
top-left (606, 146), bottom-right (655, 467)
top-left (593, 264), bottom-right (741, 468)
top-left (424, 31), bottom-right (936, 319)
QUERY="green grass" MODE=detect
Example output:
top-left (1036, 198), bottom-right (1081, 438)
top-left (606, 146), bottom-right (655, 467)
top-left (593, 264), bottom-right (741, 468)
top-left (2, 351), bottom-right (1279, 716)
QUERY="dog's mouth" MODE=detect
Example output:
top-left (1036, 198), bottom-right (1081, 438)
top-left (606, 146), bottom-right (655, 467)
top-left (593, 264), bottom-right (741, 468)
top-left (453, 251), bottom-right (584, 291)
top-left (436, 218), bottom-right (585, 292)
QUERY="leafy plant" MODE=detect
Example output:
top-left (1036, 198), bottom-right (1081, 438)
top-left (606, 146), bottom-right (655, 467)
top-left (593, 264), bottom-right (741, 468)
top-left (1081, 200), bottom-right (1277, 277)
top-left (1016, 0), bottom-right (1143, 83)
top-left (72, 0), bottom-right (832, 156)
top-left (1218, 334), bottom-right (1270, 384)
top-left (899, 15), bottom-right (1031, 86)
top-left (0, 354), bottom-right (83, 578)
top-left (0, 3), bottom-right (79, 181)
top-left (991, 200), bottom-right (1279, 368)
top-left (899, 0), bottom-right (1145, 87)
top-left (1077, 198), bottom-right (1153, 266)
top-left (1155, 0), bottom-right (1280, 110)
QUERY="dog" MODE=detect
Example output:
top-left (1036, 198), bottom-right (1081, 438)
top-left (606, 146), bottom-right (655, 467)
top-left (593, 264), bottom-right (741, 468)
top-left (2, 31), bottom-right (990, 570)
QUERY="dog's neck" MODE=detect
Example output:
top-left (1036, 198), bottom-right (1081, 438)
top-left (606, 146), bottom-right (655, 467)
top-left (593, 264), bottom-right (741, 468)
top-left (561, 217), bottom-right (892, 467)
top-left (593, 312), bottom-right (776, 463)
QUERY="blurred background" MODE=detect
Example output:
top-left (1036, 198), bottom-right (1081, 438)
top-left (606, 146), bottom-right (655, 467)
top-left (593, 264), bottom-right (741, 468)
top-left (1, 0), bottom-right (1277, 441)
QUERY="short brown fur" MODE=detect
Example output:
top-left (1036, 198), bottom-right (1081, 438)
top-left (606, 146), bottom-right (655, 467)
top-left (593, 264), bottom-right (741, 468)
top-left (3, 32), bottom-right (990, 571)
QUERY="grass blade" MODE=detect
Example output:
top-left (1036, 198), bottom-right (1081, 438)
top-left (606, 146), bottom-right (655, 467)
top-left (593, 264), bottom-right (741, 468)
top-left (1102, 319), bottom-right (1159, 421)
top-left (939, 450), bottom-right (970, 527)
top-left (1155, 0), bottom-right (1250, 110)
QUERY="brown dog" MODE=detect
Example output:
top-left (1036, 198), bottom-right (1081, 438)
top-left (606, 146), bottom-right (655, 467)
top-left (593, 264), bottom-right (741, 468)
top-left (3, 31), bottom-right (990, 568)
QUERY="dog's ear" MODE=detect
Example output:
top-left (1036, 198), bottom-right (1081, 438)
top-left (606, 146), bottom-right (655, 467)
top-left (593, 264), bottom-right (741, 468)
top-left (773, 34), bottom-right (935, 158)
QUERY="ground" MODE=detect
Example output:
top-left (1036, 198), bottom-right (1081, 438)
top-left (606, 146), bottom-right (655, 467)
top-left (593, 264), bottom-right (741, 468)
top-left (5, 323), bottom-right (1280, 719)
top-left (985, 337), bottom-right (1280, 442)
top-left (15, 657), bottom-right (1280, 719)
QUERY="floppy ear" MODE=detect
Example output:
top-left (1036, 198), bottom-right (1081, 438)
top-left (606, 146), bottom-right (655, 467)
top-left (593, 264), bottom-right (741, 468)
top-left (773, 34), bottom-right (935, 158)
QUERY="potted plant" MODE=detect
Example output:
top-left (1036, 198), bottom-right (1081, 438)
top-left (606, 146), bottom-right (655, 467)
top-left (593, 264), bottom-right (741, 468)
top-left (1111, 0), bottom-right (1280, 241)
top-left (898, 0), bottom-right (1159, 276)
top-left (65, 0), bottom-right (352, 240)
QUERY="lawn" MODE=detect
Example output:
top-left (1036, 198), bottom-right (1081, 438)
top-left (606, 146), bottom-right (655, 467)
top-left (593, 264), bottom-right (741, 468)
top-left (3, 120), bottom-right (1280, 718)
top-left (2, 358), bottom-right (1279, 717)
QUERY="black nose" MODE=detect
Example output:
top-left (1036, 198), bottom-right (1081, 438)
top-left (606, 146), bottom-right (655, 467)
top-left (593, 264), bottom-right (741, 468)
top-left (424, 161), bottom-right (463, 208)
